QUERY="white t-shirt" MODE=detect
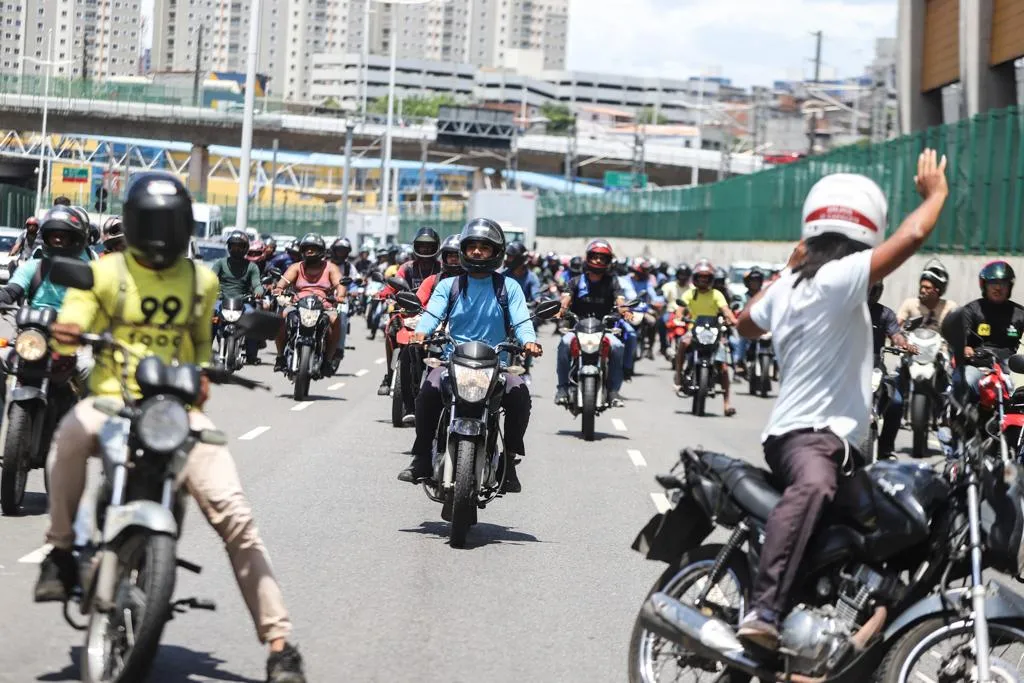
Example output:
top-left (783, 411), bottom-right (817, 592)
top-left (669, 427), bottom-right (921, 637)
top-left (749, 249), bottom-right (873, 445)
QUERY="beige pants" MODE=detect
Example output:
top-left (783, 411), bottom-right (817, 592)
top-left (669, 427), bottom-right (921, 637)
top-left (45, 397), bottom-right (293, 644)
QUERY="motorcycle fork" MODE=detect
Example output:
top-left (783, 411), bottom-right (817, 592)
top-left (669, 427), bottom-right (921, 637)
top-left (693, 521), bottom-right (750, 611)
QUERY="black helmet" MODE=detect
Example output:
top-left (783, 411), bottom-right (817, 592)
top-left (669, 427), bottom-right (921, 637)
top-left (330, 237), bottom-right (352, 261)
top-left (458, 218), bottom-right (505, 274)
top-left (264, 236), bottom-right (277, 250)
top-left (505, 241), bottom-right (528, 269)
top-left (298, 233), bottom-right (327, 266)
top-left (569, 256), bottom-right (584, 275)
top-left (920, 262), bottom-right (949, 296)
top-left (226, 230), bottom-right (250, 259)
top-left (122, 173), bottom-right (193, 269)
top-left (412, 227), bottom-right (441, 261)
top-left (713, 266), bottom-right (728, 284)
top-left (101, 216), bottom-right (125, 250)
top-left (743, 267), bottom-right (765, 287)
top-left (39, 207), bottom-right (89, 257)
top-left (676, 263), bottom-right (691, 281)
top-left (286, 239), bottom-right (300, 259)
top-left (440, 234), bottom-right (463, 275)
top-left (980, 260), bottom-right (1015, 296)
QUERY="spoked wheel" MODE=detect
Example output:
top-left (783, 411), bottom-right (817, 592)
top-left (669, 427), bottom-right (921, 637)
top-left (877, 619), bottom-right (1024, 683)
top-left (628, 546), bottom-right (751, 683)
top-left (81, 532), bottom-right (177, 683)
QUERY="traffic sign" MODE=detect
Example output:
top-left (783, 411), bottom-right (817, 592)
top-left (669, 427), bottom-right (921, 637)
top-left (62, 167), bottom-right (89, 183)
top-left (604, 171), bottom-right (647, 189)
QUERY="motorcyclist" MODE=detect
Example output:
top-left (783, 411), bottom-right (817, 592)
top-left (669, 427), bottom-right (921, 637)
top-left (34, 172), bottom-right (306, 682)
top-left (897, 262), bottom-right (957, 331)
top-left (957, 260), bottom-right (1024, 395)
top-left (734, 151), bottom-right (949, 649)
top-left (9, 216), bottom-right (40, 261)
top-left (731, 267), bottom-right (766, 375)
top-left (376, 228), bottom-right (443, 395)
top-left (678, 260), bottom-right (739, 415)
top-left (272, 233), bottom-right (347, 373)
top-left (99, 216), bottom-right (127, 255)
top-left (211, 230), bottom-right (265, 364)
top-left (246, 238), bottom-right (267, 273)
top-left (263, 237), bottom-right (277, 261)
top-left (269, 239), bottom-right (300, 273)
top-left (329, 237), bottom-right (355, 277)
top-left (354, 246), bottom-right (373, 275)
top-left (503, 241), bottom-right (541, 303)
top-left (415, 234), bottom-right (463, 306)
top-left (870, 281), bottom-right (913, 460)
top-left (662, 264), bottom-right (692, 316)
top-left (554, 239), bottom-right (630, 407)
top-left (397, 219), bottom-right (542, 491)
top-left (622, 258), bottom-right (665, 360)
top-left (0, 207), bottom-right (93, 308)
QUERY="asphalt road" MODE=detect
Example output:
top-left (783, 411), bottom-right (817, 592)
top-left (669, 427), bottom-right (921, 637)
top-left (0, 320), bottom-right (925, 683)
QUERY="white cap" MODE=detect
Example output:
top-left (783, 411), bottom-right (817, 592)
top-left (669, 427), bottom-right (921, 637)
top-left (801, 173), bottom-right (887, 248)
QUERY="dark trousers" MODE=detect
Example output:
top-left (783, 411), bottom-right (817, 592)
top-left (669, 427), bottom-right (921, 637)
top-left (878, 383), bottom-right (904, 456)
top-left (411, 367), bottom-right (532, 465)
top-left (752, 429), bottom-right (841, 619)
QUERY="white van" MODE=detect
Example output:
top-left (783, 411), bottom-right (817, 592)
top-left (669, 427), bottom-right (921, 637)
top-left (192, 204), bottom-right (224, 240)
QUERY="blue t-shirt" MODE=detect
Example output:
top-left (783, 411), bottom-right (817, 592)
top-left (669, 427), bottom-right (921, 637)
top-left (11, 251), bottom-right (92, 310)
top-left (417, 274), bottom-right (537, 351)
top-left (504, 267), bottom-right (541, 303)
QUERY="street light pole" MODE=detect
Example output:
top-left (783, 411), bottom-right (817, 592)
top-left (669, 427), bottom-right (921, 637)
top-left (235, 0), bottom-right (262, 231)
top-left (690, 72), bottom-right (704, 187)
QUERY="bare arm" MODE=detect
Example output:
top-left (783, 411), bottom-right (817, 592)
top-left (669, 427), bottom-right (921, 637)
top-left (869, 149), bottom-right (949, 284)
top-left (274, 263), bottom-right (299, 294)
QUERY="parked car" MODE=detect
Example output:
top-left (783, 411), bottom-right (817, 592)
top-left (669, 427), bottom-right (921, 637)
top-left (0, 226), bottom-right (24, 283)
top-left (195, 239), bottom-right (228, 266)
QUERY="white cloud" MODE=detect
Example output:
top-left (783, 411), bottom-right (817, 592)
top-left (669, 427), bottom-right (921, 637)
top-left (566, 0), bottom-right (898, 87)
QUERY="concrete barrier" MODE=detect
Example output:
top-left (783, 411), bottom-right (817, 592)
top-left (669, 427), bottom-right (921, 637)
top-left (535, 236), bottom-right (1007, 312)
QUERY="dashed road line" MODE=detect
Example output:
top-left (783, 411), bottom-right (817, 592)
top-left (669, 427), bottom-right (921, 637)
top-left (374, 357), bottom-right (386, 365)
top-left (650, 493), bottom-right (671, 514)
top-left (611, 418), bottom-right (628, 432)
top-left (291, 402), bottom-right (314, 412)
top-left (627, 449), bottom-right (647, 468)
top-left (328, 382), bottom-right (347, 391)
top-left (355, 369), bottom-right (369, 377)
top-left (239, 426), bottom-right (271, 441)
top-left (18, 544), bottom-right (52, 564)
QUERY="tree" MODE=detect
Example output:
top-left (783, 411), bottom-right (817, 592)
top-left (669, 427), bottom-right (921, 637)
top-left (637, 107), bottom-right (668, 125)
top-left (367, 93), bottom-right (460, 118)
top-left (540, 103), bottom-right (574, 134)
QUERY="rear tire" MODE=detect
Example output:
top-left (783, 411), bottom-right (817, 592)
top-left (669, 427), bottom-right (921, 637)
top-left (581, 376), bottom-right (597, 442)
top-left (1, 403), bottom-right (34, 515)
top-left (293, 346), bottom-right (311, 402)
top-left (391, 359), bottom-right (404, 428)
top-left (759, 356), bottom-right (772, 398)
top-left (449, 439), bottom-right (476, 549)
top-left (910, 393), bottom-right (931, 459)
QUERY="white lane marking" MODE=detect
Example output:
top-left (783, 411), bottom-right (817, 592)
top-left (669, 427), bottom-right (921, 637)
top-left (650, 493), bottom-right (671, 514)
top-left (291, 402), bottom-right (314, 412)
top-left (19, 544), bottom-right (52, 564)
top-left (627, 449), bottom-right (647, 468)
top-left (374, 357), bottom-right (386, 365)
top-left (328, 382), bottom-right (347, 391)
top-left (238, 426), bottom-right (271, 441)
top-left (355, 369), bottom-right (369, 377)
top-left (611, 418), bottom-right (628, 432)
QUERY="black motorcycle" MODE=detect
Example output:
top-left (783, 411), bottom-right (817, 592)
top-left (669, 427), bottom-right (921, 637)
top-left (745, 332), bottom-right (775, 398)
top-left (283, 294), bottom-right (333, 401)
top-left (679, 315), bottom-right (728, 417)
top-left (0, 304), bottom-right (80, 514)
top-left (628, 379), bottom-right (1024, 683)
top-left (213, 296), bottom-right (249, 374)
top-left (394, 292), bottom-right (558, 548)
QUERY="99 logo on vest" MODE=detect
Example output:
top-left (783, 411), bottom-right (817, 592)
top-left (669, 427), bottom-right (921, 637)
top-left (140, 296), bottom-right (184, 325)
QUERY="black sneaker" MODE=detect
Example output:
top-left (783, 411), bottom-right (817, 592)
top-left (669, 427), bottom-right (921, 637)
top-left (608, 391), bottom-right (624, 407)
top-left (503, 458), bottom-right (522, 493)
top-left (554, 386), bottom-right (569, 405)
top-left (273, 356), bottom-right (286, 372)
top-left (267, 642), bottom-right (306, 683)
top-left (34, 547), bottom-right (77, 603)
top-left (377, 375), bottom-right (392, 397)
top-left (397, 458), bottom-right (432, 484)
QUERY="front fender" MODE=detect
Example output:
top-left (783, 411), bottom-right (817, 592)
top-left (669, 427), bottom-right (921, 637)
top-left (882, 581), bottom-right (1024, 643)
top-left (102, 500), bottom-right (178, 545)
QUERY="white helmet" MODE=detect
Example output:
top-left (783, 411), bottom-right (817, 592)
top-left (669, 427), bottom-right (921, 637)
top-left (801, 173), bottom-right (887, 248)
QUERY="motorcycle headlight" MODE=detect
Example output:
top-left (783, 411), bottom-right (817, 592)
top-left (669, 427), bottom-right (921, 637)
top-left (298, 308), bottom-right (321, 327)
top-left (403, 315), bottom-right (421, 330)
top-left (136, 396), bottom-right (191, 454)
top-left (14, 329), bottom-right (47, 362)
top-left (452, 364), bottom-right (495, 403)
top-left (221, 309), bottom-right (242, 323)
top-left (577, 332), bottom-right (603, 355)
top-left (695, 326), bottom-right (718, 345)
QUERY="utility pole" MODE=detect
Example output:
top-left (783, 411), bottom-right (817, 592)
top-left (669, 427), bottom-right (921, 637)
top-left (80, 30), bottom-right (89, 82)
top-left (631, 125), bottom-right (646, 189)
top-left (338, 123), bottom-right (355, 237)
top-left (564, 112), bottom-right (577, 192)
top-left (807, 30), bottom-right (823, 155)
top-left (811, 30), bottom-right (823, 83)
top-left (192, 25), bottom-right (204, 107)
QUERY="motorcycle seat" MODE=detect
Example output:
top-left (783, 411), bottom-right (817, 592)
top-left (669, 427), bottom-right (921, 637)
top-left (699, 451), bottom-right (781, 520)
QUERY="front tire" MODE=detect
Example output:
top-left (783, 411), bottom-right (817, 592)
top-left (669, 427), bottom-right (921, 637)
top-left (758, 356), bottom-right (772, 398)
top-left (293, 345), bottom-right (312, 401)
top-left (449, 439), bottom-right (476, 549)
top-left (581, 376), bottom-right (598, 442)
top-left (910, 393), bottom-right (931, 459)
top-left (81, 532), bottom-right (177, 683)
top-left (1, 403), bottom-right (34, 515)
top-left (391, 359), bottom-right (404, 428)
top-left (692, 366), bottom-right (709, 417)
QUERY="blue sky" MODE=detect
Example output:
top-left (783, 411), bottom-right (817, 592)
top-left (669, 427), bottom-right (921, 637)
top-left (566, 0), bottom-right (898, 87)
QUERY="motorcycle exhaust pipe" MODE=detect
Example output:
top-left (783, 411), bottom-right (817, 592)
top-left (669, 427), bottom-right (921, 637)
top-left (639, 592), bottom-right (776, 680)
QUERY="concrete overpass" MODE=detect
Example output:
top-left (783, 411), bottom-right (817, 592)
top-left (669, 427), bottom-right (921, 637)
top-left (0, 91), bottom-right (763, 193)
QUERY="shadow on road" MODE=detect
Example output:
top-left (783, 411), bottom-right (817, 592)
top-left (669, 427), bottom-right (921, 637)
top-left (274, 393), bottom-right (346, 402)
top-left (554, 429), bottom-right (628, 442)
top-left (13, 491), bottom-right (49, 517)
top-left (37, 645), bottom-right (261, 682)
top-left (399, 520), bottom-right (542, 549)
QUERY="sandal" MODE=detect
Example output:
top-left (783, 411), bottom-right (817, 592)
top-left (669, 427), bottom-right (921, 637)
top-left (724, 407), bottom-right (737, 417)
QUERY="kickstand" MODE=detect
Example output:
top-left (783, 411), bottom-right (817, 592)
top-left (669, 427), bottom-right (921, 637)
top-left (168, 597), bottom-right (217, 621)
top-left (63, 601), bottom-right (87, 631)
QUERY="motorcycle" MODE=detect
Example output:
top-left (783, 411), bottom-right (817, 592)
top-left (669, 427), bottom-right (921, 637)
top-left (678, 315), bottom-right (729, 417)
top-left (902, 318), bottom-right (948, 458)
top-left (0, 304), bottom-right (80, 514)
top-left (394, 292), bottom-right (559, 548)
top-left (628, 380), bottom-right (1024, 683)
top-left (365, 272), bottom-right (386, 340)
top-left (46, 259), bottom-right (283, 683)
top-left (383, 276), bottom-right (421, 428)
top-left (260, 268), bottom-right (282, 314)
top-left (281, 286), bottom-right (348, 401)
top-left (865, 346), bottom-right (909, 462)
top-left (631, 292), bottom-right (659, 363)
top-left (745, 331), bottom-right (775, 398)
top-left (212, 296), bottom-right (249, 374)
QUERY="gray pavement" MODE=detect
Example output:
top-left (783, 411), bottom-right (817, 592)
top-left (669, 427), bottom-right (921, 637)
top-left (0, 322), bottom-right (923, 683)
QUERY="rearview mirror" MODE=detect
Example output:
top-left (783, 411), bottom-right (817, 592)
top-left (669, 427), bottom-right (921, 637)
top-left (48, 256), bottom-right (94, 290)
top-left (235, 311), bottom-right (283, 341)
top-left (676, 298), bottom-right (686, 307)
top-left (340, 276), bottom-right (353, 287)
top-left (1009, 355), bottom-right (1024, 375)
top-left (369, 271), bottom-right (384, 283)
top-left (394, 291), bottom-right (422, 313)
top-left (533, 299), bottom-right (561, 320)
top-left (387, 276), bottom-right (410, 292)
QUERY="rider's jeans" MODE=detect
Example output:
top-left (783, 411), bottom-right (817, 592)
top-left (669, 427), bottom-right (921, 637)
top-left (411, 367), bottom-right (531, 464)
top-left (619, 320), bottom-right (637, 372)
top-left (215, 300), bottom-right (259, 359)
top-left (556, 332), bottom-right (624, 393)
top-left (878, 383), bottom-right (904, 456)
top-left (752, 428), bottom-right (842, 621)
top-left (730, 337), bottom-right (750, 366)
top-left (45, 398), bottom-right (293, 644)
